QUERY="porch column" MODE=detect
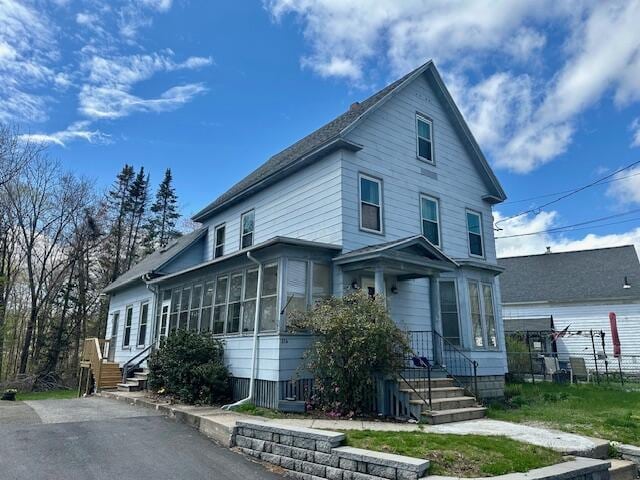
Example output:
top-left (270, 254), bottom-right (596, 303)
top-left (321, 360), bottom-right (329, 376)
top-left (374, 266), bottom-right (385, 297)
top-left (429, 274), bottom-right (444, 366)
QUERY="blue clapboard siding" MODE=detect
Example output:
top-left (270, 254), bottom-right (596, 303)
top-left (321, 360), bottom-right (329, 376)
top-left (106, 282), bottom-right (154, 365)
top-left (503, 301), bottom-right (640, 372)
top-left (200, 151), bottom-right (343, 261)
top-left (341, 73), bottom-right (497, 262)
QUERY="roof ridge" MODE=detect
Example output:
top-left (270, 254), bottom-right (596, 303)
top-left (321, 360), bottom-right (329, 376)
top-left (498, 244), bottom-right (636, 260)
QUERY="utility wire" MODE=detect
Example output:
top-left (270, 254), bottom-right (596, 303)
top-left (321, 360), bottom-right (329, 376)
top-left (494, 159), bottom-right (640, 230)
top-left (495, 210), bottom-right (640, 239)
top-left (501, 171), bottom-right (640, 206)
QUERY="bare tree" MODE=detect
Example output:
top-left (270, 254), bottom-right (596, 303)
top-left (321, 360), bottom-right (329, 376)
top-left (0, 125), bottom-right (42, 188)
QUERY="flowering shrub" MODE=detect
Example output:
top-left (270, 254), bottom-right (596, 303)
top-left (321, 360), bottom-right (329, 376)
top-left (290, 291), bottom-right (410, 416)
top-left (147, 330), bottom-right (230, 404)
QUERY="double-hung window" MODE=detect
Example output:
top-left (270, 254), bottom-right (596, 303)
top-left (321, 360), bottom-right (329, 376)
top-left (284, 259), bottom-right (307, 322)
top-left (137, 302), bottom-right (149, 347)
top-left (420, 195), bottom-right (440, 247)
top-left (312, 263), bottom-right (331, 304)
top-left (179, 287), bottom-right (191, 329)
top-left (359, 174), bottom-right (382, 233)
top-left (123, 305), bottom-right (133, 348)
top-left (227, 274), bottom-right (243, 333)
top-left (189, 284), bottom-right (202, 331)
top-left (242, 269), bottom-right (258, 332)
top-left (468, 281), bottom-right (498, 349)
top-left (439, 281), bottom-right (460, 345)
top-left (169, 290), bottom-right (180, 332)
top-left (214, 224), bottom-right (225, 258)
top-left (466, 210), bottom-right (484, 257)
top-left (240, 210), bottom-right (255, 249)
top-left (416, 114), bottom-right (434, 163)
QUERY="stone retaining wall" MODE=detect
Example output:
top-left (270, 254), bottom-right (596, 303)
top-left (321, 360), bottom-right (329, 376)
top-left (618, 444), bottom-right (640, 474)
top-left (233, 420), bottom-right (429, 480)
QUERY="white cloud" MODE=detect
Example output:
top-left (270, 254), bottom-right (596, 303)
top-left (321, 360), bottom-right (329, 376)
top-left (20, 121), bottom-right (110, 147)
top-left (141, 0), bottom-right (173, 12)
top-left (494, 210), bottom-right (640, 257)
top-left (606, 165), bottom-right (640, 206)
top-left (266, 0), bottom-right (640, 173)
top-left (78, 53), bottom-right (212, 120)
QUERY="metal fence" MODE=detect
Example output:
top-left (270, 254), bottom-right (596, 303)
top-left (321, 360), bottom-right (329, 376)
top-left (506, 330), bottom-right (640, 385)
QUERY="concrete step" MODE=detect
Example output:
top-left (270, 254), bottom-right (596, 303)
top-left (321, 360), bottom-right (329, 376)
top-left (133, 372), bottom-right (149, 380)
top-left (412, 396), bottom-right (477, 411)
top-left (117, 383), bottom-right (141, 392)
top-left (401, 378), bottom-right (455, 390)
top-left (400, 386), bottom-right (466, 400)
top-left (609, 460), bottom-right (638, 480)
top-left (421, 406), bottom-right (487, 425)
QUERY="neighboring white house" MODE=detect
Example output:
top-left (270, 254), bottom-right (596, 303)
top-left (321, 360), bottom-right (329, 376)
top-left (103, 60), bottom-right (509, 414)
top-left (499, 246), bottom-right (640, 374)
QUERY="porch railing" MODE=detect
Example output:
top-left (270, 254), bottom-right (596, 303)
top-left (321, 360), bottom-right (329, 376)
top-left (121, 344), bottom-right (154, 384)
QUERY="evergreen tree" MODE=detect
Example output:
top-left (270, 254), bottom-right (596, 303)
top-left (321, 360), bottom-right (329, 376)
top-left (105, 164), bottom-right (134, 282)
top-left (124, 167), bottom-right (149, 270)
top-left (144, 168), bottom-right (181, 253)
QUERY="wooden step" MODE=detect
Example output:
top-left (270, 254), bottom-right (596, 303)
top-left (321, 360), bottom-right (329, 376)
top-left (400, 386), bottom-right (466, 400)
top-left (421, 406), bottom-right (487, 425)
top-left (609, 460), bottom-right (638, 480)
top-left (411, 396), bottom-right (477, 411)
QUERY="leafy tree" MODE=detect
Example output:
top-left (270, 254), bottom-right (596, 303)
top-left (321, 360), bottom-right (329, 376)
top-left (290, 291), bottom-right (410, 416)
top-left (144, 168), bottom-right (180, 252)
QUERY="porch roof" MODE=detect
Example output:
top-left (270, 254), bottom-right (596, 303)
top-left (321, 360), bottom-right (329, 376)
top-left (333, 235), bottom-right (459, 279)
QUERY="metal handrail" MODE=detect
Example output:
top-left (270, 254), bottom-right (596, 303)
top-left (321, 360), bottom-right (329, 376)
top-left (432, 331), bottom-right (479, 400)
top-left (121, 344), bottom-right (154, 384)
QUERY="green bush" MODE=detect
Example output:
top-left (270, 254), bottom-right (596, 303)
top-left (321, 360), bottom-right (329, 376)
top-left (290, 291), bottom-right (410, 416)
top-left (147, 330), bottom-right (231, 404)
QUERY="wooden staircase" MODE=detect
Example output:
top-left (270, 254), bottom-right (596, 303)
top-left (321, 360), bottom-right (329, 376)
top-left (78, 338), bottom-right (121, 394)
top-left (400, 376), bottom-right (486, 424)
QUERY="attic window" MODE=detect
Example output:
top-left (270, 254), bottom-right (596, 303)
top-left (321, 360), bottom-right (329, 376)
top-left (416, 114), bottom-right (434, 163)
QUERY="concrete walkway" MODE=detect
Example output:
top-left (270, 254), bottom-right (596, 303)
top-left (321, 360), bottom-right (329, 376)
top-left (101, 391), bottom-right (609, 459)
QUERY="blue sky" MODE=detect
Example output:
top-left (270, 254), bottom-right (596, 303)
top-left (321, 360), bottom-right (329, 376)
top-left (3, 0), bottom-right (640, 256)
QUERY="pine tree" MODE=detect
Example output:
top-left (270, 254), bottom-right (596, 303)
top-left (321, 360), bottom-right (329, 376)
top-left (124, 167), bottom-right (149, 270)
top-left (144, 168), bottom-right (181, 253)
top-left (106, 164), bottom-right (135, 282)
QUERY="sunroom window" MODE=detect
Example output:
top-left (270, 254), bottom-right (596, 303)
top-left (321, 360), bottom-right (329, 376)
top-left (227, 274), bottom-right (243, 333)
top-left (201, 281), bottom-right (214, 332)
top-left (213, 276), bottom-right (228, 334)
top-left (416, 115), bottom-right (433, 162)
top-left (242, 269), bottom-right (258, 333)
top-left (189, 284), bottom-right (202, 331)
top-left (420, 195), bottom-right (440, 247)
top-left (240, 210), bottom-right (254, 249)
top-left (260, 264), bottom-right (279, 331)
top-left (179, 287), bottom-right (191, 329)
top-left (169, 290), bottom-right (180, 332)
top-left (312, 263), bottom-right (331, 304)
top-left (285, 260), bottom-right (307, 321)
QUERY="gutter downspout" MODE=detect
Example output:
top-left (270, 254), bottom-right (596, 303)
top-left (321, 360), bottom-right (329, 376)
top-left (142, 273), bottom-right (159, 348)
top-left (222, 251), bottom-right (263, 410)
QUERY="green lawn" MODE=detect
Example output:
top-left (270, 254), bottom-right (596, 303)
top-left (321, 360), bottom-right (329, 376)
top-left (487, 382), bottom-right (640, 444)
top-left (15, 389), bottom-right (77, 401)
top-left (343, 430), bottom-right (564, 477)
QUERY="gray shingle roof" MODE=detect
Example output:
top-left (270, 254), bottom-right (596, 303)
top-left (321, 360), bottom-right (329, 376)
top-left (498, 246), bottom-right (640, 304)
top-left (103, 227), bottom-right (206, 293)
top-left (192, 60), bottom-right (506, 222)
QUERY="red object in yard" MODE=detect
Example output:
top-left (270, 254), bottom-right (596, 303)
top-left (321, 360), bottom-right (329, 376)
top-left (609, 312), bottom-right (622, 357)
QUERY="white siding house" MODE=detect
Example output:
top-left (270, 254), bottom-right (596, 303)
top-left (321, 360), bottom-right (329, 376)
top-left (103, 61), bottom-right (509, 411)
top-left (499, 246), bottom-right (640, 374)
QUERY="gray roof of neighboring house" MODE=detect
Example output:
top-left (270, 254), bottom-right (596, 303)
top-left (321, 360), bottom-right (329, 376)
top-left (103, 227), bottom-right (207, 294)
top-left (191, 60), bottom-right (506, 222)
top-left (498, 245), bottom-right (640, 304)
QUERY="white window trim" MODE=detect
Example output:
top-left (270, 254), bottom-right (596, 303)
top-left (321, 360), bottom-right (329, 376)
top-left (122, 305), bottom-right (133, 349)
top-left (239, 210), bottom-right (255, 250)
top-left (420, 194), bottom-right (441, 247)
top-left (358, 173), bottom-right (384, 234)
top-left (466, 209), bottom-right (485, 258)
top-left (416, 114), bottom-right (434, 164)
top-left (137, 301), bottom-right (149, 347)
top-left (213, 223), bottom-right (225, 258)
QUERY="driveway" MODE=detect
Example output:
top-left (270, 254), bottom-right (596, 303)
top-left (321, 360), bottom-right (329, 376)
top-left (0, 396), bottom-right (282, 480)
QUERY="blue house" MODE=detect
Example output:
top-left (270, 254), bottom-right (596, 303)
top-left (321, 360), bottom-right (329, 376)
top-left (103, 61), bottom-right (508, 422)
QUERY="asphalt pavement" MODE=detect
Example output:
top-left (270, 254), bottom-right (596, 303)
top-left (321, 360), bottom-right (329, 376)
top-left (0, 396), bottom-right (283, 480)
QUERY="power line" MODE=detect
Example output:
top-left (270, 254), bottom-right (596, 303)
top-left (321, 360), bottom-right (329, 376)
top-left (495, 210), bottom-right (640, 239)
top-left (501, 171), bottom-right (640, 206)
top-left (494, 159), bottom-right (640, 230)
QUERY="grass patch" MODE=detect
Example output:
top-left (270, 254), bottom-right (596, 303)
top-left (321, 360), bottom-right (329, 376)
top-left (231, 402), bottom-right (289, 419)
top-left (487, 382), bottom-right (640, 444)
top-left (15, 389), bottom-right (77, 401)
top-left (343, 430), bottom-right (564, 477)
